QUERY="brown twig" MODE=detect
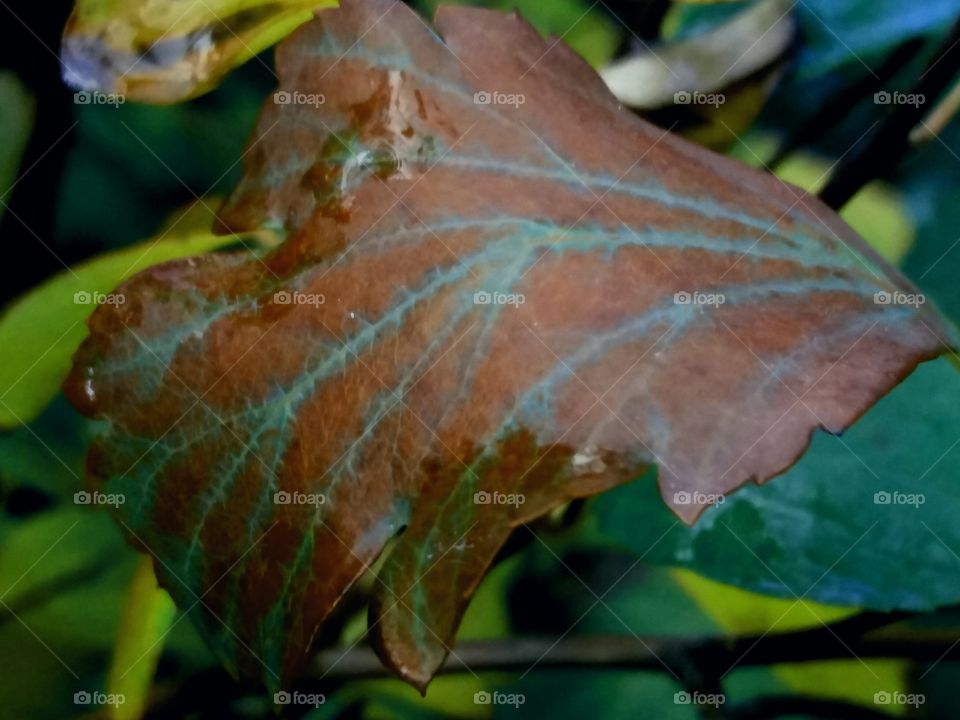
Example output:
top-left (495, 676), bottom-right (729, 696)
top-left (309, 612), bottom-right (952, 680)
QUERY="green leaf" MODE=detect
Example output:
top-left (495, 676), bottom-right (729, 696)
top-left (794, 0), bottom-right (960, 80)
top-left (592, 357), bottom-right (960, 611)
top-left (0, 71), bottom-right (35, 222)
top-left (105, 558), bottom-right (177, 720)
top-left (901, 125), bottom-right (960, 327)
top-left (0, 509), bottom-right (136, 720)
top-left (671, 569), bottom-right (906, 709)
top-left (0, 397), bottom-right (95, 499)
top-left (493, 551), bottom-right (761, 720)
top-left (0, 203), bottom-right (257, 429)
top-left (61, 0), bottom-right (338, 103)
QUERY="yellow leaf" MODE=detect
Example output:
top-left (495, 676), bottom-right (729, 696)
top-left (106, 557), bottom-right (177, 720)
top-left (62, 0), bottom-right (338, 103)
top-left (671, 569), bottom-right (909, 713)
top-left (0, 201), bottom-right (274, 429)
top-left (0, 71), bottom-right (35, 219)
top-left (601, 0), bottom-right (794, 110)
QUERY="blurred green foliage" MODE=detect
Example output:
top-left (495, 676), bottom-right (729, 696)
top-left (0, 71), bottom-right (34, 221)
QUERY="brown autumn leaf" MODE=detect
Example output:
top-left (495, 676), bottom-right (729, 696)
top-left (65, 0), bottom-right (952, 693)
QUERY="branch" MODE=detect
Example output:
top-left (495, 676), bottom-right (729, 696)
top-left (145, 611), bottom-right (948, 717)
top-left (310, 613), bottom-right (954, 680)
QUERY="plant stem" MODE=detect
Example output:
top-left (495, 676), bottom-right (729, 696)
top-left (310, 614), bottom-right (954, 680)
